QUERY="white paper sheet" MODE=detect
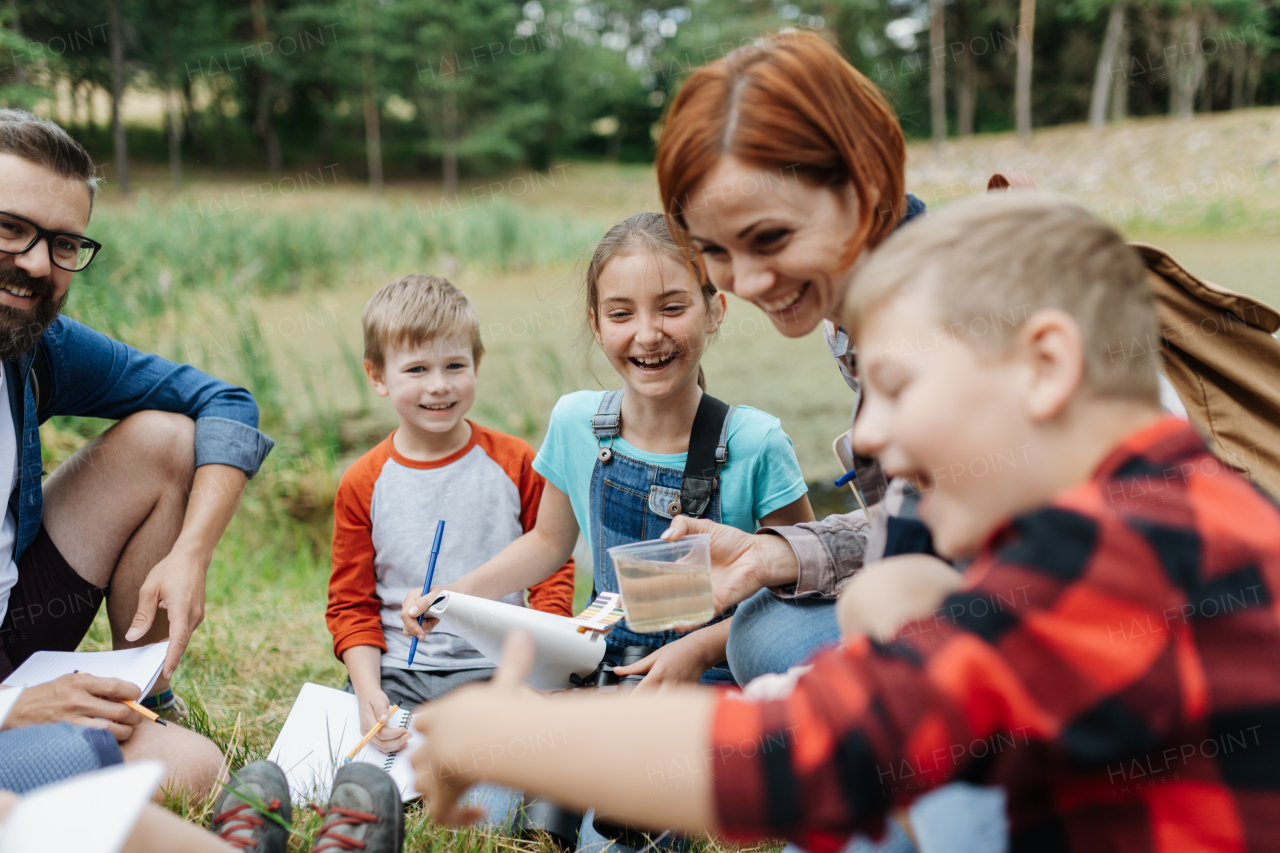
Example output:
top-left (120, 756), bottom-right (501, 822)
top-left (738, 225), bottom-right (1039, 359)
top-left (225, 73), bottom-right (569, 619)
top-left (0, 760), bottom-right (164, 853)
top-left (267, 682), bottom-right (424, 803)
top-left (0, 642), bottom-right (169, 698)
top-left (427, 591), bottom-right (606, 691)
top-left (0, 687), bottom-right (21, 727)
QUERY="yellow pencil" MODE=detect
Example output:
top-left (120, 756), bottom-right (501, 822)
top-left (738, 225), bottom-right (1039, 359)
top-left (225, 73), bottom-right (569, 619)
top-left (344, 704), bottom-right (400, 763)
top-left (122, 699), bottom-right (168, 726)
top-left (72, 671), bottom-right (167, 727)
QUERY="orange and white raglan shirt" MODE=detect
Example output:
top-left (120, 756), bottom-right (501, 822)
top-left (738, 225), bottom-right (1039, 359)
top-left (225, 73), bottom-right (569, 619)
top-left (327, 421), bottom-right (575, 672)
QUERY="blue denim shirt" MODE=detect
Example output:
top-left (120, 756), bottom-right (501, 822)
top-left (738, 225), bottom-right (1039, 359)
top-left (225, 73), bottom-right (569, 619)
top-left (3, 316), bottom-right (275, 562)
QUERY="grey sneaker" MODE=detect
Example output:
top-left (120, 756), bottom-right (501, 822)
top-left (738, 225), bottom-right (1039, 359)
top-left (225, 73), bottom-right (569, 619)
top-left (211, 760), bottom-right (292, 853)
top-left (312, 763), bottom-right (404, 853)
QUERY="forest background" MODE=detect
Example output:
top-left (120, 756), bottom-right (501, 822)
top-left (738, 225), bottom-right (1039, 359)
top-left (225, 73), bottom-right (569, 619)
top-left (2, 1), bottom-right (1279, 849)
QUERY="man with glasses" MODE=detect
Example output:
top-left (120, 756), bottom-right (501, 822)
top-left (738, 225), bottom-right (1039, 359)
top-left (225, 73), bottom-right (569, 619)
top-left (0, 109), bottom-right (273, 797)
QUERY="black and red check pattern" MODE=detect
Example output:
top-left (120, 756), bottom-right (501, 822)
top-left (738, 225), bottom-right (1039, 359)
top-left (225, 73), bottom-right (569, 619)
top-left (712, 417), bottom-right (1280, 853)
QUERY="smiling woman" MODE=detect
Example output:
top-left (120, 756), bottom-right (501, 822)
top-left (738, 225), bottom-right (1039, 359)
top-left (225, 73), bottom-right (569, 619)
top-left (652, 30), bottom-right (930, 667)
top-left (649, 30), bottom-right (1003, 853)
top-left (657, 29), bottom-right (909, 339)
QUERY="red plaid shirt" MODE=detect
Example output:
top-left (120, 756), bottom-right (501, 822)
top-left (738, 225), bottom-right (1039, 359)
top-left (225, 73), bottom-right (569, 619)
top-left (712, 417), bottom-right (1280, 852)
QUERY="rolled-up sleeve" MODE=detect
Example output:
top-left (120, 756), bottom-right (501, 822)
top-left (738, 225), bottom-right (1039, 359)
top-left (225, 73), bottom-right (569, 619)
top-left (42, 316), bottom-right (274, 477)
top-left (759, 509), bottom-right (871, 599)
top-left (194, 416), bottom-right (276, 477)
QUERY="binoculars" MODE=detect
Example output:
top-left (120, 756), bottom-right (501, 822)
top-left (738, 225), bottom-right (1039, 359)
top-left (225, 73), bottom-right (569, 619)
top-left (512, 645), bottom-right (656, 851)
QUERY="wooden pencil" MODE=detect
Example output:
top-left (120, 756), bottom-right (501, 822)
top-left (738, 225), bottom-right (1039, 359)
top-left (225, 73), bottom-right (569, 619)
top-left (344, 704), bottom-right (401, 763)
top-left (122, 698), bottom-right (168, 726)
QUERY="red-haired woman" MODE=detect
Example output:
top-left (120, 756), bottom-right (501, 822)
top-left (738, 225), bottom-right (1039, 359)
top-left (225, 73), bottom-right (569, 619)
top-left (656, 29), bottom-right (929, 684)
top-left (654, 31), bottom-right (1005, 853)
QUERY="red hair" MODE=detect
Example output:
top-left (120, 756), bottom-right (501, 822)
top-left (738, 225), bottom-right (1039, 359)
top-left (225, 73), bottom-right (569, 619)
top-left (656, 30), bottom-right (906, 269)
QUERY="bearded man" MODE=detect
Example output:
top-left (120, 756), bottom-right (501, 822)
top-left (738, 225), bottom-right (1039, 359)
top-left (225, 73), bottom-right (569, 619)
top-left (0, 109), bottom-right (273, 797)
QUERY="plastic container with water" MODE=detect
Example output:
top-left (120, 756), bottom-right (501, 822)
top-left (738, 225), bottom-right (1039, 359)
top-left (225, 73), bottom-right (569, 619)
top-left (607, 534), bottom-right (714, 633)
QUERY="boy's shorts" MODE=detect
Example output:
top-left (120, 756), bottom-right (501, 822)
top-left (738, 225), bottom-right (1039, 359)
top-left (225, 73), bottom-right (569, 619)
top-left (344, 666), bottom-right (492, 707)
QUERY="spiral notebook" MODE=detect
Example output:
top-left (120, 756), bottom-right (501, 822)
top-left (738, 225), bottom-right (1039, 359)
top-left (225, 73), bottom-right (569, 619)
top-left (267, 683), bottom-right (425, 803)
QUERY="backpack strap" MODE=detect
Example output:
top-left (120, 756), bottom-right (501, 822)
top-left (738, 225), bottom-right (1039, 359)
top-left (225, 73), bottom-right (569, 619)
top-left (28, 344), bottom-right (51, 420)
top-left (679, 394), bottom-right (733, 519)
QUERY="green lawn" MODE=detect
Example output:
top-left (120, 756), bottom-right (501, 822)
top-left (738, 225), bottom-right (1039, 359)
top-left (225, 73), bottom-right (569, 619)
top-left (56, 113), bottom-right (1280, 847)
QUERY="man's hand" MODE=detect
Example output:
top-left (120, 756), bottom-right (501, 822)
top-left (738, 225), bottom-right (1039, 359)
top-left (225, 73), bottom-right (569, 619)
top-left (661, 517), bottom-right (801, 613)
top-left (401, 589), bottom-right (443, 638)
top-left (357, 689), bottom-right (412, 754)
top-left (124, 544), bottom-right (207, 678)
top-left (0, 675), bottom-right (143, 741)
top-left (836, 554), bottom-right (961, 642)
top-left (412, 630), bottom-right (540, 825)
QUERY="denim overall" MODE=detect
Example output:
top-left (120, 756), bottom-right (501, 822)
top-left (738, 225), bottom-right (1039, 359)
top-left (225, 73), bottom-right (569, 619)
top-left (588, 390), bottom-right (736, 685)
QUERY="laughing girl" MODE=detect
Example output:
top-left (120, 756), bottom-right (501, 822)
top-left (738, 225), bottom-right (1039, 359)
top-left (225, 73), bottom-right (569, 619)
top-left (402, 211), bottom-right (813, 689)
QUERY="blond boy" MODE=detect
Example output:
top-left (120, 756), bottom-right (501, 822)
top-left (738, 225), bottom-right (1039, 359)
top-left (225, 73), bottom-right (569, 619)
top-left (327, 274), bottom-right (574, 752)
top-left (407, 195), bottom-right (1280, 852)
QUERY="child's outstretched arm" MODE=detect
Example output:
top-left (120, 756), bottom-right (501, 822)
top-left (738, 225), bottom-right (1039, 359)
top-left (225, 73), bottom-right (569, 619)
top-left (411, 632), bottom-right (717, 833)
top-left (401, 482), bottom-right (579, 638)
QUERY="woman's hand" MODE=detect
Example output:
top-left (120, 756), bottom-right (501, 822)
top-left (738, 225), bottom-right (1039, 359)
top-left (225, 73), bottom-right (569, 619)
top-left (356, 689), bottom-right (411, 754)
top-left (661, 516), bottom-right (801, 613)
top-left (614, 635), bottom-right (716, 693)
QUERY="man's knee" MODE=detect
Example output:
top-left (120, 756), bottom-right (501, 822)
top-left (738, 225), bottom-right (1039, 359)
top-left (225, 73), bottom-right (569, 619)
top-left (122, 723), bottom-right (225, 802)
top-left (116, 412), bottom-right (196, 482)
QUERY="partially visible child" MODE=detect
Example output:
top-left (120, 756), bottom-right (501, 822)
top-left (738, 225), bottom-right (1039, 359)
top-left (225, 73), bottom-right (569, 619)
top-left (408, 194), bottom-right (1280, 853)
top-left (326, 274), bottom-right (575, 753)
top-left (404, 212), bottom-right (813, 690)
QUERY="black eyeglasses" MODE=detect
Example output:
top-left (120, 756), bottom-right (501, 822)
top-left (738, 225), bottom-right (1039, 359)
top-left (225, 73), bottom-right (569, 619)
top-left (0, 210), bottom-right (101, 272)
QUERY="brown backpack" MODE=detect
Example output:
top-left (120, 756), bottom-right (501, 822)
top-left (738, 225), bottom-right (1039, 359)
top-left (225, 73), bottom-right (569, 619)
top-left (1135, 243), bottom-right (1280, 501)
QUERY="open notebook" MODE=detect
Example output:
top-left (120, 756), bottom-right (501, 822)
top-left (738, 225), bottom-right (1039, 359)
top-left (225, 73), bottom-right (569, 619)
top-left (268, 682), bottom-right (425, 803)
top-left (1, 642), bottom-right (169, 696)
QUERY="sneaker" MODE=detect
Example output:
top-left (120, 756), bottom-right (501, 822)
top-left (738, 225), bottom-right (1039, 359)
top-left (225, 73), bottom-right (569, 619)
top-left (211, 760), bottom-right (293, 853)
top-left (312, 763), bottom-right (404, 853)
top-left (141, 688), bottom-right (188, 725)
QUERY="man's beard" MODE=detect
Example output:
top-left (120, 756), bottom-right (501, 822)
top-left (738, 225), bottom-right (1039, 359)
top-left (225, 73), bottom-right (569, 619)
top-left (0, 267), bottom-right (67, 361)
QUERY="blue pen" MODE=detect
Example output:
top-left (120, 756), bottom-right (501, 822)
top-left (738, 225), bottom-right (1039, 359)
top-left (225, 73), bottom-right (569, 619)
top-left (407, 520), bottom-right (446, 667)
top-left (833, 468), bottom-right (858, 488)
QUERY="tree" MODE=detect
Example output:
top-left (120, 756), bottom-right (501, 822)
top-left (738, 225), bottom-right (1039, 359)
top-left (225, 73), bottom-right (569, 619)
top-left (108, 0), bottom-right (129, 193)
top-left (1089, 2), bottom-right (1126, 127)
top-left (929, 0), bottom-right (945, 148)
top-left (358, 0), bottom-right (382, 194)
top-left (1169, 3), bottom-right (1205, 119)
top-left (1015, 0), bottom-right (1036, 140)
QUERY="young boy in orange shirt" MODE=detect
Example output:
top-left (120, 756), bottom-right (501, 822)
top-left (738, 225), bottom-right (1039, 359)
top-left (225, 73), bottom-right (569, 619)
top-left (326, 274), bottom-right (574, 753)
top-left (408, 194), bottom-right (1280, 852)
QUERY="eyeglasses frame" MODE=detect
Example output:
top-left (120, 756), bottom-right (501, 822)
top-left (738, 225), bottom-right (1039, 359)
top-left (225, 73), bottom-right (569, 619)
top-left (0, 209), bottom-right (102, 273)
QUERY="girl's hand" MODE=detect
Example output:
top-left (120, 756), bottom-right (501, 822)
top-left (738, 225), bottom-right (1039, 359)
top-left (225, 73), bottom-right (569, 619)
top-left (614, 636), bottom-right (712, 693)
top-left (357, 689), bottom-right (412, 754)
top-left (401, 589), bottom-right (441, 638)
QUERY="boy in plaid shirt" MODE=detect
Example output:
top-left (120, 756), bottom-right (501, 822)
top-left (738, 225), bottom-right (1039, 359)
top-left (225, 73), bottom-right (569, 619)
top-left (409, 193), bottom-right (1280, 853)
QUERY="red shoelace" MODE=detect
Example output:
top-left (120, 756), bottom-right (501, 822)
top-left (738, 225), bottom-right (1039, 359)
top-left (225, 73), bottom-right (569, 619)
top-left (215, 798), bottom-right (283, 851)
top-left (311, 805), bottom-right (379, 852)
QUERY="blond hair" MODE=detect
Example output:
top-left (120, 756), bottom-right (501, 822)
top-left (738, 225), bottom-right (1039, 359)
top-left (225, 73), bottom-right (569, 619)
top-left (844, 192), bottom-right (1159, 401)
top-left (362, 274), bottom-right (484, 370)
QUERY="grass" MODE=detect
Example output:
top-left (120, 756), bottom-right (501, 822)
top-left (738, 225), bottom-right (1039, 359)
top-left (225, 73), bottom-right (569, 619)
top-left (47, 117), bottom-right (1278, 847)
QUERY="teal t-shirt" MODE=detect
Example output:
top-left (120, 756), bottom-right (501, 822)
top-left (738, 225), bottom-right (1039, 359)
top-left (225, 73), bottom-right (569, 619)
top-left (532, 390), bottom-right (808, 553)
